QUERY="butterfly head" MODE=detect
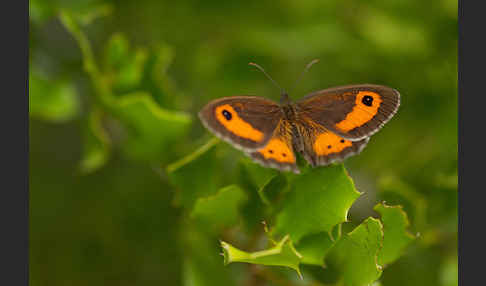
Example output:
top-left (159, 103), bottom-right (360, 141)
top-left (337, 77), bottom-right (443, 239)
top-left (280, 92), bottom-right (292, 105)
top-left (249, 59), bottom-right (320, 106)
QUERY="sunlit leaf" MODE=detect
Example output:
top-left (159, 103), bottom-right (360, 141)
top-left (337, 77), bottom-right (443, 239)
top-left (105, 33), bottom-right (130, 69)
top-left (295, 232), bottom-right (335, 266)
top-left (191, 185), bottom-right (247, 233)
top-left (375, 203), bottom-right (415, 266)
top-left (221, 235), bottom-right (303, 278)
top-left (29, 71), bottom-right (80, 123)
top-left (105, 33), bottom-right (148, 92)
top-left (325, 218), bottom-right (384, 286)
top-left (110, 92), bottom-right (191, 161)
top-left (272, 164), bottom-right (361, 242)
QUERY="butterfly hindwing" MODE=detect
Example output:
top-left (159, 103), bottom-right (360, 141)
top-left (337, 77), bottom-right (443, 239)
top-left (296, 84), bottom-right (400, 141)
top-left (199, 96), bottom-right (283, 151)
top-left (306, 131), bottom-right (369, 167)
top-left (246, 119), bottom-right (299, 173)
top-left (293, 115), bottom-right (369, 167)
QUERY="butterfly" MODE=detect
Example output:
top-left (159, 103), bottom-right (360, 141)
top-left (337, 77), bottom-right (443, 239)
top-left (199, 62), bottom-right (400, 174)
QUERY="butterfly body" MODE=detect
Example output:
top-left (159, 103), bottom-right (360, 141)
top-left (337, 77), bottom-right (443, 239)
top-left (199, 84), bottom-right (400, 174)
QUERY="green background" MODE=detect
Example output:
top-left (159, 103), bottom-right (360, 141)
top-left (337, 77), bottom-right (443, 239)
top-left (30, 0), bottom-right (457, 285)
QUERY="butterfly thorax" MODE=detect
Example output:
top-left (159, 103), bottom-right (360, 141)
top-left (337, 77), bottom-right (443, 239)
top-left (280, 102), bottom-right (298, 121)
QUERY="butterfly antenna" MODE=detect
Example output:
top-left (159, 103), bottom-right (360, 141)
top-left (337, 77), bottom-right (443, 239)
top-left (291, 59), bottom-right (320, 91)
top-left (249, 62), bottom-right (288, 97)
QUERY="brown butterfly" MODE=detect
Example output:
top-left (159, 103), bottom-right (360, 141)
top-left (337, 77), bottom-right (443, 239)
top-left (199, 61), bottom-right (400, 174)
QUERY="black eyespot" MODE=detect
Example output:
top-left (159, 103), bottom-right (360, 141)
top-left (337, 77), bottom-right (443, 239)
top-left (362, 95), bottom-right (373, 107)
top-left (222, 109), bottom-right (232, 120)
top-left (340, 139), bottom-right (345, 143)
top-left (282, 153), bottom-right (287, 157)
top-left (327, 145), bottom-right (332, 149)
top-left (269, 150), bottom-right (273, 154)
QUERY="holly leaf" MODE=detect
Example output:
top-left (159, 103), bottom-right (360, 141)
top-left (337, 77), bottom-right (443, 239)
top-left (272, 164), bottom-right (361, 242)
top-left (105, 33), bottom-right (148, 92)
top-left (257, 173), bottom-right (288, 206)
top-left (238, 157), bottom-right (279, 190)
top-left (221, 235), bottom-right (303, 278)
top-left (191, 185), bottom-right (247, 233)
top-left (374, 203), bottom-right (415, 266)
top-left (295, 232), bottom-right (335, 266)
top-left (110, 92), bottom-right (191, 162)
top-left (325, 218), bottom-right (384, 286)
top-left (168, 138), bottom-right (224, 209)
top-left (377, 174), bottom-right (427, 232)
top-left (233, 157), bottom-right (276, 232)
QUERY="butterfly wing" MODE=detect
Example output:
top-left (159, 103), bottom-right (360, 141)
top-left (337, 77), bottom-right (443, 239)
top-left (296, 84), bottom-right (400, 141)
top-left (199, 96), bottom-right (283, 151)
top-left (246, 119), bottom-right (299, 173)
top-left (293, 115), bottom-right (369, 167)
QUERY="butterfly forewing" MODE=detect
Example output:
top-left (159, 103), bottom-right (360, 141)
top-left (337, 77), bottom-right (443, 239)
top-left (296, 84), bottom-right (400, 141)
top-left (199, 96), bottom-right (283, 151)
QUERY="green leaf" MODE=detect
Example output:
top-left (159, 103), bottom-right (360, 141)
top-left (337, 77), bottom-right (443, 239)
top-left (59, 14), bottom-right (191, 164)
top-left (325, 218), bottom-right (384, 286)
top-left (110, 92), bottom-right (191, 161)
top-left (231, 157), bottom-right (273, 232)
top-left (105, 33), bottom-right (148, 91)
top-left (377, 174), bottom-right (427, 232)
top-left (238, 157), bottom-right (279, 190)
top-left (221, 235), bottom-right (303, 278)
top-left (29, 71), bottom-right (80, 123)
top-left (257, 173), bottom-right (288, 206)
top-left (374, 203), bottom-right (415, 266)
top-left (272, 164), bottom-right (361, 242)
top-left (295, 232), bottom-right (335, 266)
top-left (105, 33), bottom-right (130, 69)
top-left (191, 185), bottom-right (247, 233)
top-left (168, 138), bottom-right (223, 209)
top-left (79, 109), bottom-right (111, 174)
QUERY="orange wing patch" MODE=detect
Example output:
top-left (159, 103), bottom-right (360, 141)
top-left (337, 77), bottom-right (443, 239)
top-left (215, 104), bottom-right (264, 142)
top-left (258, 138), bottom-right (295, 163)
top-left (313, 132), bottom-right (352, 156)
top-left (335, 91), bottom-right (382, 132)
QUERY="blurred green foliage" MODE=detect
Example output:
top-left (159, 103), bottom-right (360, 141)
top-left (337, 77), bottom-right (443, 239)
top-left (29, 0), bottom-right (457, 285)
